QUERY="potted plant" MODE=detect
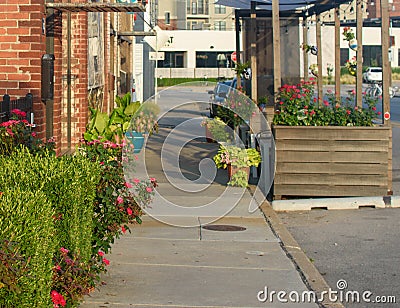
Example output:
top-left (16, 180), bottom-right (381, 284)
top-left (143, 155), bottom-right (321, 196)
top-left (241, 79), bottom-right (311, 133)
top-left (213, 145), bottom-right (261, 187)
top-left (201, 116), bottom-right (232, 143)
top-left (342, 27), bottom-right (357, 51)
top-left (345, 57), bottom-right (357, 76)
top-left (272, 80), bottom-right (390, 199)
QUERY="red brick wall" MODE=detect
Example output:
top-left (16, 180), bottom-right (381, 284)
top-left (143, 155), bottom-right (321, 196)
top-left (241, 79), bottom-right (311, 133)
top-left (0, 0), bottom-right (47, 138)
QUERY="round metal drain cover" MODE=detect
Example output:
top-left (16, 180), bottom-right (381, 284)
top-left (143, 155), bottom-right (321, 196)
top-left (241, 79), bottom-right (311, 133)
top-left (202, 225), bottom-right (246, 232)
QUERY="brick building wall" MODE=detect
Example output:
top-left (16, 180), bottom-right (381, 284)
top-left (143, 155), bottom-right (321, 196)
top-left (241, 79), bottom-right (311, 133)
top-left (367, 0), bottom-right (400, 18)
top-left (0, 0), bottom-right (47, 139)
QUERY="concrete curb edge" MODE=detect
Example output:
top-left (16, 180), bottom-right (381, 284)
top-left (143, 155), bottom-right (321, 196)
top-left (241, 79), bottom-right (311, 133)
top-left (258, 201), bottom-right (345, 308)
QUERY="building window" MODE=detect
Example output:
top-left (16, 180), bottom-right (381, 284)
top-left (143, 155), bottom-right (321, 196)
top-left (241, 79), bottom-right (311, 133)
top-left (157, 52), bottom-right (185, 68)
top-left (340, 48), bottom-right (349, 66)
top-left (398, 49), bottom-right (400, 66)
top-left (363, 45), bottom-right (382, 66)
top-left (214, 21), bottom-right (226, 31)
top-left (165, 12), bottom-right (170, 25)
top-left (215, 4), bottom-right (226, 14)
top-left (188, 1), bottom-right (208, 15)
top-left (196, 51), bottom-right (232, 68)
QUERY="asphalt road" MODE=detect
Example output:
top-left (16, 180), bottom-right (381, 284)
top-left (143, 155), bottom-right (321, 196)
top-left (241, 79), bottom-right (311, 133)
top-left (277, 91), bottom-right (400, 308)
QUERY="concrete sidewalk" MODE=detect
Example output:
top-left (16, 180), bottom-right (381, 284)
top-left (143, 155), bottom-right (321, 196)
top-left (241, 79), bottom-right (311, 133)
top-left (80, 89), bottom-right (338, 308)
top-left (80, 192), bottom-right (321, 307)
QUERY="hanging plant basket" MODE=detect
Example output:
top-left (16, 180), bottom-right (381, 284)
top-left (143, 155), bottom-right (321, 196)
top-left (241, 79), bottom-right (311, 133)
top-left (348, 39), bottom-right (358, 51)
top-left (348, 64), bottom-right (357, 76)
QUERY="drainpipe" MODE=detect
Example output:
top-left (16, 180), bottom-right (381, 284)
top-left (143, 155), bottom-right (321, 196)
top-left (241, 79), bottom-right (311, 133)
top-left (67, 0), bottom-right (72, 153)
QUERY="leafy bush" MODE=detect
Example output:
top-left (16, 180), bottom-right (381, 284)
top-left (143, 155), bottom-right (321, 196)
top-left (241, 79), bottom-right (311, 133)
top-left (0, 187), bottom-right (55, 307)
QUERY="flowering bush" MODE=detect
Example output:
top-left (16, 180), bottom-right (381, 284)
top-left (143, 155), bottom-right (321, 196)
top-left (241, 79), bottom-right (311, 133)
top-left (342, 27), bottom-right (355, 41)
top-left (273, 80), bottom-right (380, 126)
top-left (79, 138), bottom-right (156, 255)
top-left (0, 109), bottom-right (55, 156)
top-left (51, 247), bottom-right (109, 307)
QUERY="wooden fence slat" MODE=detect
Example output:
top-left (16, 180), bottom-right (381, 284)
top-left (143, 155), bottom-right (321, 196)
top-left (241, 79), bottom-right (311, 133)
top-left (274, 173), bottom-right (387, 186)
top-left (276, 162), bottom-right (388, 175)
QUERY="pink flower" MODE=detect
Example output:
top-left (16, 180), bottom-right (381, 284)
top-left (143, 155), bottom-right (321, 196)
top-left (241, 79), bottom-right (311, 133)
top-left (103, 258), bottom-right (110, 265)
top-left (54, 264), bottom-right (61, 271)
top-left (100, 161), bottom-right (104, 165)
top-left (127, 208), bottom-right (133, 215)
top-left (121, 225), bottom-right (127, 233)
top-left (51, 290), bottom-right (66, 307)
top-left (346, 110), bottom-right (351, 115)
top-left (31, 132), bottom-right (37, 137)
top-left (134, 155), bottom-right (139, 160)
top-left (150, 177), bottom-right (156, 182)
top-left (310, 110), bottom-right (315, 116)
top-left (98, 251), bottom-right (104, 257)
top-left (133, 178), bottom-right (140, 184)
top-left (372, 107), bottom-right (377, 111)
top-left (279, 101), bottom-right (284, 105)
top-left (60, 247), bottom-right (69, 254)
top-left (146, 187), bottom-right (153, 193)
top-left (124, 182), bottom-right (133, 188)
top-left (323, 100), bottom-right (329, 107)
top-left (377, 111), bottom-right (382, 115)
top-left (116, 196), bottom-right (124, 204)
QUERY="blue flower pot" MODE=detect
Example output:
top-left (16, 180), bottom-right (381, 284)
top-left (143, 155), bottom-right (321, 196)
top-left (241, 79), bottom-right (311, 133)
top-left (125, 131), bottom-right (145, 153)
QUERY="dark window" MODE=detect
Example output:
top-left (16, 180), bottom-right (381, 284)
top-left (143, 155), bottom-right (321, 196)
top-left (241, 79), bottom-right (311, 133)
top-left (214, 21), bottom-right (226, 31)
top-left (196, 51), bottom-right (233, 68)
top-left (157, 52), bottom-right (185, 68)
top-left (340, 48), bottom-right (349, 66)
top-left (165, 12), bottom-right (170, 25)
top-left (363, 45), bottom-right (382, 67)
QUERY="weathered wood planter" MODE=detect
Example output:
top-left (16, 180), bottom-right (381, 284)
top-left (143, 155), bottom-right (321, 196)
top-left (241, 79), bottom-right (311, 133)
top-left (272, 126), bottom-right (391, 199)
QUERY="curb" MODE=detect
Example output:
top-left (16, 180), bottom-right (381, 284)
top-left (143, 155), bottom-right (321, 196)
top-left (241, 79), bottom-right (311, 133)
top-left (272, 195), bottom-right (400, 211)
top-left (258, 201), bottom-right (345, 308)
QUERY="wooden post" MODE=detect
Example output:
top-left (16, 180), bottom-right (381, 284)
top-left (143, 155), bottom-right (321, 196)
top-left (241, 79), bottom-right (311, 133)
top-left (356, 0), bottom-right (363, 108)
top-left (381, 0), bottom-right (390, 125)
top-left (250, 1), bottom-right (258, 102)
top-left (334, 7), bottom-right (341, 102)
top-left (235, 9), bottom-right (241, 90)
top-left (381, 0), bottom-right (392, 194)
top-left (272, 0), bottom-right (281, 101)
top-left (302, 18), bottom-right (309, 81)
top-left (316, 16), bottom-right (323, 104)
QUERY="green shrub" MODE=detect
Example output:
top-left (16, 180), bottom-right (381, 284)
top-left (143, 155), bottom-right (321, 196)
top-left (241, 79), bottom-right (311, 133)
top-left (157, 77), bottom-right (219, 87)
top-left (0, 187), bottom-right (55, 307)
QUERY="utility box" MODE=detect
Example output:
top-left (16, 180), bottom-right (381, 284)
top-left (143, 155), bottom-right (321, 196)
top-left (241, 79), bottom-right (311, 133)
top-left (41, 54), bottom-right (55, 102)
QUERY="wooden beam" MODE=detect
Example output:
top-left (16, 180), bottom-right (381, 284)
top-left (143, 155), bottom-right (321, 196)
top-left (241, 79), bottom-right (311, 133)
top-left (316, 15), bottom-right (323, 104)
top-left (334, 7), bottom-right (341, 102)
top-left (302, 18), bottom-right (309, 81)
top-left (235, 9), bottom-right (242, 90)
top-left (250, 1), bottom-right (258, 102)
top-left (381, 0), bottom-right (390, 125)
top-left (356, 0), bottom-right (363, 108)
top-left (272, 0), bottom-right (281, 101)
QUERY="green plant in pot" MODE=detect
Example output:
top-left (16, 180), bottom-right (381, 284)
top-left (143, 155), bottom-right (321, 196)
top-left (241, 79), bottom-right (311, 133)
top-left (201, 117), bottom-right (232, 143)
top-left (213, 145), bottom-right (261, 187)
top-left (84, 92), bottom-right (142, 142)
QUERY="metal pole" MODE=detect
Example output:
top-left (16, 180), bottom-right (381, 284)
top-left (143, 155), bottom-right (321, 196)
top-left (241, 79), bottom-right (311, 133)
top-left (356, 0), bottom-right (363, 108)
top-left (46, 1), bottom-right (55, 140)
top-left (235, 9), bottom-right (241, 90)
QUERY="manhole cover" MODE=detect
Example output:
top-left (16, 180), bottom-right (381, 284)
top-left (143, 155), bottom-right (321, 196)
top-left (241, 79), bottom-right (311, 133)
top-left (202, 225), bottom-right (246, 232)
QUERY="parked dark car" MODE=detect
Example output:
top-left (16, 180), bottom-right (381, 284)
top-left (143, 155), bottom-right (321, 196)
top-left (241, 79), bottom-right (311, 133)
top-left (208, 78), bottom-right (242, 118)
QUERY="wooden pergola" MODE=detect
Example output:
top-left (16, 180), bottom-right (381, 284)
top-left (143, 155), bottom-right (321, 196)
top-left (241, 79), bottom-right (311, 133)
top-left (217, 0), bottom-right (392, 126)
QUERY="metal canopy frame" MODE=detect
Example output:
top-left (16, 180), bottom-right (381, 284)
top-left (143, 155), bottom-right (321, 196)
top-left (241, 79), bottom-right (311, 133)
top-left (45, 2), bottom-right (146, 13)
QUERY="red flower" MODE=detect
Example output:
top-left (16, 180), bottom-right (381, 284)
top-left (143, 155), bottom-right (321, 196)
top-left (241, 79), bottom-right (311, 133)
top-left (98, 251), bottom-right (104, 257)
top-left (103, 258), bottom-right (110, 266)
top-left (59, 247), bottom-right (69, 254)
top-left (121, 225), bottom-right (127, 233)
top-left (124, 182), bottom-right (133, 188)
top-left (126, 208), bottom-right (133, 215)
top-left (377, 111), bottom-right (382, 115)
top-left (51, 290), bottom-right (66, 307)
top-left (346, 110), bottom-right (351, 115)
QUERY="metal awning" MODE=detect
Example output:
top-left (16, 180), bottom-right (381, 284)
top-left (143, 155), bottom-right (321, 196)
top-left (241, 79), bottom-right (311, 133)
top-left (45, 2), bottom-right (146, 13)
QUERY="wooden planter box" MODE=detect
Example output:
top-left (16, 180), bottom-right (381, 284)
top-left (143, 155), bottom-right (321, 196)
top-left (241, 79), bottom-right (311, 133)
top-left (272, 126), bottom-right (391, 199)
